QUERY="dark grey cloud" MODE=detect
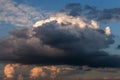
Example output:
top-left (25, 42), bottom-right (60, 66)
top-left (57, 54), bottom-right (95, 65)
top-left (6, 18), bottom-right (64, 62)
top-left (117, 45), bottom-right (120, 49)
top-left (0, 3), bottom-right (120, 67)
top-left (60, 3), bottom-right (82, 16)
top-left (0, 13), bottom-right (119, 68)
top-left (61, 3), bottom-right (120, 22)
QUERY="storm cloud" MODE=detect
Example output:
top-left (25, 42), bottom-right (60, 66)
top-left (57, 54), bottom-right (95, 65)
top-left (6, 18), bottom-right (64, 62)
top-left (0, 12), bottom-right (119, 67)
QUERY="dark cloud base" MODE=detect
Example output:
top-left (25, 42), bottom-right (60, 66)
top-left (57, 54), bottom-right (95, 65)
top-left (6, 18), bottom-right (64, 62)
top-left (0, 27), bottom-right (119, 68)
top-left (1, 51), bottom-right (120, 68)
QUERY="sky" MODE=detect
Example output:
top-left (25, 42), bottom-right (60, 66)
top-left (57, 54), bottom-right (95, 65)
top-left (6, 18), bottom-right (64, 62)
top-left (1, 0), bottom-right (120, 36)
top-left (0, 0), bottom-right (120, 79)
top-left (15, 0), bottom-right (120, 10)
top-left (16, 0), bottom-right (120, 55)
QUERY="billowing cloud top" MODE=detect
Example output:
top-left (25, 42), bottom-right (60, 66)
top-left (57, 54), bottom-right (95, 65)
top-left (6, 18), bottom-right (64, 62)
top-left (33, 13), bottom-right (113, 52)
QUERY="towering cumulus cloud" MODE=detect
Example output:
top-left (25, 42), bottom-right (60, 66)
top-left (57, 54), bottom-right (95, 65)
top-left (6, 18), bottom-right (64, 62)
top-left (0, 11), bottom-right (119, 67)
top-left (33, 13), bottom-right (113, 52)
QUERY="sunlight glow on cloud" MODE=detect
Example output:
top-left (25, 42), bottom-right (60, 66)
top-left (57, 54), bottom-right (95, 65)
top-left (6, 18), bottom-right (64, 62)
top-left (33, 13), bottom-right (99, 29)
top-left (30, 66), bottom-right (61, 79)
top-left (90, 20), bottom-right (99, 29)
top-left (1, 64), bottom-right (120, 80)
top-left (105, 26), bottom-right (111, 36)
top-left (33, 13), bottom-right (87, 28)
top-left (30, 67), bottom-right (46, 79)
top-left (4, 64), bottom-right (15, 78)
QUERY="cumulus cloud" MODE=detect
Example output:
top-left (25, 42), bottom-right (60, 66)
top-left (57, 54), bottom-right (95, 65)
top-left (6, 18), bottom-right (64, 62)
top-left (105, 26), bottom-right (111, 36)
top-left (61, 3), bottom-right (120, 22)
top-left (30, 66), bottom-right (61, 79)
top-left (1, 64), bottom-right (78, 80)
top-left (0, 0), bottom-right (46, 27)
top-left (4, 64), bottom-right (19, 79)
top-left (0, 12), bottom-right (118, 67)
top-left (30, 67), bottom-right (46, 79)
top-left (34, 13), bottom-right (114, 52)
top-left (4, 64), bottom-right (15, 78)
top-left (1, 64), bottom-right (120, 80)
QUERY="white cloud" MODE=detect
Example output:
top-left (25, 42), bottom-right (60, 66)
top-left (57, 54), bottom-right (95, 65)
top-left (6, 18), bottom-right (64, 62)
top-left (105, 26), bottom-right (111, 36)
top-left (0, 0), bottom-right (45, 27)
top-left (33, 13), bottom-right (98, 30)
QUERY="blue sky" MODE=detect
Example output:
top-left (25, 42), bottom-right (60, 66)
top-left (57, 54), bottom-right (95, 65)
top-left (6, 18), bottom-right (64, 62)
top-left (15, 0), bottom-right (120, 10)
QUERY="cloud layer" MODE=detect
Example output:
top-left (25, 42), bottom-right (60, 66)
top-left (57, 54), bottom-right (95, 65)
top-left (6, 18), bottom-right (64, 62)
top-left (1, 64), bottom-right (120, 80)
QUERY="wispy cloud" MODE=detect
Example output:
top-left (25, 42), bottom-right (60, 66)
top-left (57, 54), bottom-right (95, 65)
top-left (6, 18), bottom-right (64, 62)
top-left (0, 0), bottom-right (45, 27)
top-left (62, 3), bottom-right (120, 22)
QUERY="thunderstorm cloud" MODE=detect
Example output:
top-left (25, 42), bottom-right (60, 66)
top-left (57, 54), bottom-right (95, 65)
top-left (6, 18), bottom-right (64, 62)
top-left (0, 12), bottom-right (119, 67)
